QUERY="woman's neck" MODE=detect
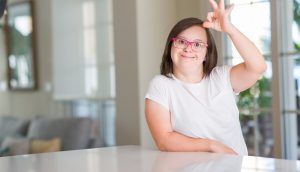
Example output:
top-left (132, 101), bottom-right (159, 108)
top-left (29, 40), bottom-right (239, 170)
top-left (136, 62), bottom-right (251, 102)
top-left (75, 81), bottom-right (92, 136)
top-left (173, 70), bottom-right (204, 83)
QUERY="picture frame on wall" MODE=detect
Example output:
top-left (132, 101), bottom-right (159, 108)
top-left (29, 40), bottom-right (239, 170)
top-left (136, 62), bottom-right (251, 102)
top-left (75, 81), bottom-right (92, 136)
top-left (5, 1), bottom-right (37, 90)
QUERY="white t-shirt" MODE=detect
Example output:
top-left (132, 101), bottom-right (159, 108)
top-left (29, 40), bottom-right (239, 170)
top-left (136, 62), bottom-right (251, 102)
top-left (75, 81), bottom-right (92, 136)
top-left (145, 66), bottom-right (248, 156)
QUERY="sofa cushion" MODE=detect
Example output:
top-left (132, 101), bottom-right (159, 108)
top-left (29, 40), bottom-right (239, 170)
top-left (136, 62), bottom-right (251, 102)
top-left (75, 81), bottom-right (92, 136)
top-left (27, 117), bottom-right (92, 151)
top-left (30, 137), bottom-right (61, 154)
top-left (0, 117), bottom-right (30, 144)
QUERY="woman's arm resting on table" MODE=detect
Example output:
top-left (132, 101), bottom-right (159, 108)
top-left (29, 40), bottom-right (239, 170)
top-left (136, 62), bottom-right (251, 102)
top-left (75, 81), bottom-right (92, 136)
top-left (145, 99), bottom-right (237, 155)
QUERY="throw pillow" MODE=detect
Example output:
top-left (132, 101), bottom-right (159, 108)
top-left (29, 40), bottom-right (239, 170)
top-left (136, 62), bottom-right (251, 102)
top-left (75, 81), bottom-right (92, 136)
top-left (30, 137), bottom-right (61, 154)
top-left (1, 137), bottom-right (30, 156)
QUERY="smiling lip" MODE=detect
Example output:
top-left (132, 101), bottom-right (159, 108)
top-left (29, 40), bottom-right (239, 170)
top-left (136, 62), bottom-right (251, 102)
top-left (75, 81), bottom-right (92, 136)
top-left (181, 55), bottom-right (195, 59)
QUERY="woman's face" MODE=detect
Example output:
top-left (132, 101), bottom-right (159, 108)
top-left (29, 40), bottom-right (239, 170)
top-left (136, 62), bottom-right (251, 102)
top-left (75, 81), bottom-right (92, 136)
top-left (170, 25), bottom-right (208, 74)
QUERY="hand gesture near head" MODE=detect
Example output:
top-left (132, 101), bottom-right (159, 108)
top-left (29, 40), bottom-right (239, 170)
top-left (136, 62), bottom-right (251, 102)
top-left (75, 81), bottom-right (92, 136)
top-left (203, 0), bottom-right (235, 34)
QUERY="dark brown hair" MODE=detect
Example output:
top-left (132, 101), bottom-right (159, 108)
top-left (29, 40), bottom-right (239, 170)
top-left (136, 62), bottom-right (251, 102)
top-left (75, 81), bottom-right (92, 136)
top-left (0, 0), bottom-right (6, 18)
top-left (160, 17), bottom-right (218, 77)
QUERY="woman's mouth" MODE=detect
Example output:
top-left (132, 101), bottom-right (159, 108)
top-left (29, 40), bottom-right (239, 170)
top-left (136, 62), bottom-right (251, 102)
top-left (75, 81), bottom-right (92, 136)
top-left (181, 55), bottom-right (196, 59)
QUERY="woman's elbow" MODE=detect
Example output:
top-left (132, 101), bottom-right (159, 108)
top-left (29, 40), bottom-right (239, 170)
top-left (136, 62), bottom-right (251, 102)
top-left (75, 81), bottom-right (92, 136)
top-left (253, 60), bottom-right (267, 75)
top-left (155, 137), bottom-right (173, 151)
top-left (156, 140), bottom-right (168, 151)
top-left (157, 146), bottom-right (168, 151)
top-left (260, 60), bottom-right (267, 74)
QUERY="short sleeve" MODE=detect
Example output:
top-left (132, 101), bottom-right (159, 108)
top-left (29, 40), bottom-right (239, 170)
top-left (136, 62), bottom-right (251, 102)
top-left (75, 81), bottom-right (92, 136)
top-left (213, 65), bottom-right (238, 94)
top-left (145, 75), bottom-right (169, 110)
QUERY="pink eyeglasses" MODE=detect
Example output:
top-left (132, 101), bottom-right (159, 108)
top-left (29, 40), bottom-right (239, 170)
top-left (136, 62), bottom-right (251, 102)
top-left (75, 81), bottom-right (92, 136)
top-left (172, 37), bottom-right (208, 52)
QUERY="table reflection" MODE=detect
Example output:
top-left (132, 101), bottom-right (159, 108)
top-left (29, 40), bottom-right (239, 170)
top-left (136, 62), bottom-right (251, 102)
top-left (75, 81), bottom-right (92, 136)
top-left (152, 152), bottom-right (242, 172)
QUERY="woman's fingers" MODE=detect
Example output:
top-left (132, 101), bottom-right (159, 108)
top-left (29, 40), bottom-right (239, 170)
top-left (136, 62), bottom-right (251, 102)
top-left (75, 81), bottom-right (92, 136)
top-left (203, 21), bottom-right (214, 29)
top-left (209, 0), bottom-right (218, 10)
top-left (206, 12), bottom-right (215, 22)
top-left (209, 0), bottom-right (225, 10)
top-left (203, 12), bottom-right (217, 29)
top-left (225, 4), bottom-right (235, 16)
top-left (205, 0), bottom-right (234, 31)
top-left (218, 0), bottom-right (225, 10)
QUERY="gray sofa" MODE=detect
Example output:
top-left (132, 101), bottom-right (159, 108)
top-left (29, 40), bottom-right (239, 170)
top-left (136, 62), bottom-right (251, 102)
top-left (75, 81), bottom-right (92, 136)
top-left (0, 116), bottom-right (101, 156)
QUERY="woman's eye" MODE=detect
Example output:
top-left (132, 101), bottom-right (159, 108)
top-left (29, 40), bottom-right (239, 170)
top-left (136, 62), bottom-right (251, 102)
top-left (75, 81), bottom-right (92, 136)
top-left (178, 40), bottom-right (185, 44)
top-left (194, 42), bottom-right (201, 47)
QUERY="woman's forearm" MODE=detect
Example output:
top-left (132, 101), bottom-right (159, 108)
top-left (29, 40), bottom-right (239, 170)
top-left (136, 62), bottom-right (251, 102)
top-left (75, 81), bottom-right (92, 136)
top-left (156, 131), bottom-right (237, 155)
top-left (156, 131), bottom-right (211, 152)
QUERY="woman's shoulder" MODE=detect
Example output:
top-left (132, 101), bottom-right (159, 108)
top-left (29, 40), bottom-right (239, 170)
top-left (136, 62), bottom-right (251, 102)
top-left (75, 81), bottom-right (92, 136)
top-left (147, 74), bottom-right (175, 92)
top-left (209, 65), bottom-right (234, 90)
top-left (150, 74), bottom-right (174, 84)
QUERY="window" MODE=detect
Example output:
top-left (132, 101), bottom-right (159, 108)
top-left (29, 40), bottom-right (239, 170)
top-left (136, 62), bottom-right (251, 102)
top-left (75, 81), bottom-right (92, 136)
top-left (225, 0), bottom-right (300, 159)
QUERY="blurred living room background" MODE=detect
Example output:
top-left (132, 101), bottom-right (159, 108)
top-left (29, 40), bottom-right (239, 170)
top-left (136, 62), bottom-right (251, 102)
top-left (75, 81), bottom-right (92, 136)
top-left (0, 0), bottom-right (300, 160)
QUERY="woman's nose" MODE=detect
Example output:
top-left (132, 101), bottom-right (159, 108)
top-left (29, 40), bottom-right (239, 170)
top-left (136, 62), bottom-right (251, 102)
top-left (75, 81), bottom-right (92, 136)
top-left (184, 43), bottom-right (193, 52)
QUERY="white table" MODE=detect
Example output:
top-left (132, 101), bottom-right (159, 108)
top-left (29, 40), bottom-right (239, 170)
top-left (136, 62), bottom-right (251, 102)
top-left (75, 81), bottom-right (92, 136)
top-left (0, 145), bottom-right (299, 172)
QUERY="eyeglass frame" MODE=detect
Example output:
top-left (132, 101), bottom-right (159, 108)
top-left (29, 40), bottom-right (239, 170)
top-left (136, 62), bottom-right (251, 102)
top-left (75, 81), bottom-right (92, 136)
top-left (171, 37), bottom-right (208, 52)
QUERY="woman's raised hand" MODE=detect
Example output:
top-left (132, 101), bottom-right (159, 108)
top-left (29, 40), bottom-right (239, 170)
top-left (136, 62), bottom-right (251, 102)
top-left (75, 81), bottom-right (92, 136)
top-left (203, 0), bottom-right (235, 33)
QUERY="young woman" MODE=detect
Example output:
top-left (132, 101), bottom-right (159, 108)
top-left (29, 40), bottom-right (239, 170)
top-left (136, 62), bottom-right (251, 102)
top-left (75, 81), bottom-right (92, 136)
top-left (145, 0), bottom-right (266, 156)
